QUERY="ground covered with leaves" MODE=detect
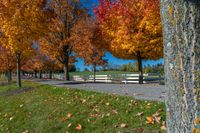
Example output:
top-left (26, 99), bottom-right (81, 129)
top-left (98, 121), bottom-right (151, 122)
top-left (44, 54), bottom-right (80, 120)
top-left (0, 81), bottom-right (166, 133)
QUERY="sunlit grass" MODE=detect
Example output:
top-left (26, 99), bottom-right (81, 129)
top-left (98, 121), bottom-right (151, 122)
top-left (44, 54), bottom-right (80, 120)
top-left (0, 82), bottom-right (166, 133)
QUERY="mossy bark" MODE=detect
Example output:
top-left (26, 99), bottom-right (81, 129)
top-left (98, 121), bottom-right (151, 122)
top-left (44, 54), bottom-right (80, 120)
top-left (160, 0), bottom-right (200, 132)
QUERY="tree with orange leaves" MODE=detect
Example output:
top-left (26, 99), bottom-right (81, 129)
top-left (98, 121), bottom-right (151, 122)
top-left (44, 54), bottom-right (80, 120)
top-left (94, 0), bottom-right (163, 83)
top-left (0, 0), bottom-right (51, 87)
top-left (0, 45), bottom-right (15, 82)
top-left (71, 15), bottom-right (107, 82)
top-left (41, 0), bottom-right (84, 81)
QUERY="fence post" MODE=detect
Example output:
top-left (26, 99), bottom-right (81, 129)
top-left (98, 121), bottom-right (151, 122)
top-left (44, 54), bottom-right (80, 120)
top-left (159, 74), bottom-right (161, 85)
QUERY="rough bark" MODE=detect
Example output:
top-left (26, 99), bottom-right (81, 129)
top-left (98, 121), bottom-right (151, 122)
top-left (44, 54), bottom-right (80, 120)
top-left (160, 0), bottom-right (200, 132)
top-left (137, 51), bottom-right (143, 84)
top-left (16, 53), bottom-right (21, 87)
top-left (64, 54), bottom-right (70, 81)
top-left (93, 63), bottom-right (96, 83)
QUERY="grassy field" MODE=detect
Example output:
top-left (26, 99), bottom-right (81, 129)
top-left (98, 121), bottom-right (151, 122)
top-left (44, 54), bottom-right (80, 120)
top-left (0, 81), bottom-right (166, 133)
top-left (0, 74), bottom-right (7, 82)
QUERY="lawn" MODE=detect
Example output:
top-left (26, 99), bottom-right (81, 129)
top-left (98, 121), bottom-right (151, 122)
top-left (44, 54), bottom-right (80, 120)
top-left (0, 81), bottom-right (166, 133)
top-left (69, 71), bottom-right (133, 77)
top-left (0, 74), bottom-right (7, 82)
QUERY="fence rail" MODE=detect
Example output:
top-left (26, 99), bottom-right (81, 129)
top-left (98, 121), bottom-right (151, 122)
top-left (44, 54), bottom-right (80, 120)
top-left (23, 72), bottom-right (164, 84)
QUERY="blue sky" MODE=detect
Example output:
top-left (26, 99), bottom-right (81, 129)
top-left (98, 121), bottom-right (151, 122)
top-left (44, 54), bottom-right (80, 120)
top-left (75, 52), bottom-right (164, 71)
top-left (76, 0), bottom-right (164, 71)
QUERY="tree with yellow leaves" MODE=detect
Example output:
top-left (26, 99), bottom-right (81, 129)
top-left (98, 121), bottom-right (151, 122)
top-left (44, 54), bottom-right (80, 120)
top-left (0, 0), bottom-right (51, 87)
top-left (0, 45), bottom-right (15, 82)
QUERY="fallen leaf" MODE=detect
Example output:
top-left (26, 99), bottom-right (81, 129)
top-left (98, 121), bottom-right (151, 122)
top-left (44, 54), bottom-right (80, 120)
top-left (111, 110), bottom-right (118, 115)
top-left (9, 117), bottom-right (14, 121)
top-left (152, 111), bottom-right (161, 117)
top-left (90, 114), bottom-right (98, 117)
top-left (161, 121), bottom-right (166, 130)
top-left (102, 129), bottom-right (106, 133)
top-left (114, 124), bottom-right (118, 128)
top-left (106, 102), bottom-right (110, 106)
top-left (68, 123), bottom-right (72, 128)
top-left (76, 124), bottom-right (82, 131)
top-left (120, 123), bottom-right (128, 128)
top-left (135, 128), bottom-right (144, 133)
top-left (22, 130), bottom-right (28, 133)
top-left (136, 112), bottom-right (144, 117)
top-left (146, 117), bottom-right (154, 124)
top-left (67, 113), bottom-right (72, 118)
top-left (106, 113), bottom-right (110, 117)
top-left (61, 117), bottom-right (67, 122)
top-left (81, 99), bottom-right (86, 104)
top-left (154, 116), bottom-right (161, 123)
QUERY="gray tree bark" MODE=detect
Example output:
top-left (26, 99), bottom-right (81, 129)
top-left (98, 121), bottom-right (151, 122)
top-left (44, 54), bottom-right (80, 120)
top-left (39, 71), bottom-right (42, 79)
top-left (6, 69), bottom-right (12, 82)
top-left (160, 0), bottom-right (200, 132)
top-left (16, 53), bottom-right (21, 87)
top-left (137, 51), bottom-right (143, 84)
top-left (49, 70), bottom-right (52, 79)
top-left (64, 58), bottom-right (70, 81)
top-left (34, 71), bottom-right (37, 78)
top-left (93, 63), bottom-right (96, 83)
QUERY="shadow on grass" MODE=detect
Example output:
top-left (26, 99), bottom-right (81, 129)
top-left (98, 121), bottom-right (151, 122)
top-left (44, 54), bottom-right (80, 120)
top-left (0, 86), bottom-right (34, 96)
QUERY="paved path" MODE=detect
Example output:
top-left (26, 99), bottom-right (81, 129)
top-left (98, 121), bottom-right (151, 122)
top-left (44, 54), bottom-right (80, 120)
top-left (29, 79), bottom-right (166, 102)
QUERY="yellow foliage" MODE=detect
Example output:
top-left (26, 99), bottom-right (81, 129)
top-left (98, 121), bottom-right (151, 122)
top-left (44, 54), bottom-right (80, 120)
top-left (0, 0), bottom-right (49, 54)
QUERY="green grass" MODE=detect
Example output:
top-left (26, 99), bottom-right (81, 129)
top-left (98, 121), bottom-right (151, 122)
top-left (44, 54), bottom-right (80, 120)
top-left (0, 82), bottom-right (166, 133)
top-left (0, 74), bottom-right (7, 82)
top-left (0, 81), bottom-right (37, 93)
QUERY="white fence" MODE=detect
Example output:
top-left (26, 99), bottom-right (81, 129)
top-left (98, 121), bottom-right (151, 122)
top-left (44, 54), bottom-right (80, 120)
top-left (31, 73), bottom-right (164, 84)
top-left (87, 75), bottom-right (112, 83)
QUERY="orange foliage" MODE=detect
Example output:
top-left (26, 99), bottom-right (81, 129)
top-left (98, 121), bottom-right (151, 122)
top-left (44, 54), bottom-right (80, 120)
top-left (71, 15), bottom-right (107, 67)
top-left (94, 0), bottom-right (163, 60)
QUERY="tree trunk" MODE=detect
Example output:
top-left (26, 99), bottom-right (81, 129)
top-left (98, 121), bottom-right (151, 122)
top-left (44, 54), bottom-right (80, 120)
top-left (34, 71), bottom-right (37, 78)
top-left (160, 0), bottom-right (200, 132)
top-left (16, 53), bottom-right (21, 87)
top-left (64, 55), bottom-right (70, 81)
top-left (93, 63), bottom-right (96, 83)
top-left (39, 71), bottom-right (42, 79)
top-left (49, 70), bottom-right (52, 79)
top-left (6, 69), bottom-right (12, 82)
top-left (137, 51), bottom-right (143, 84)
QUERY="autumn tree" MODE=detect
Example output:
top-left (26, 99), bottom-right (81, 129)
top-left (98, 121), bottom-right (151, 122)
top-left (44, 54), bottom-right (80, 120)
top-left (0, 0), bottom-right (51, 87)
top-left (94, 0), bottom-right (163, 83)
top-left (160, 0), bottom-right (200, 132)
top-left (71, 15), bottom-right (107, 82)
top-left (22, 51), bottom-right (46, 78)
top-left (42, 0), bottom-right (85, 80)
top-left (0, 45), bottom-right (15, 82)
